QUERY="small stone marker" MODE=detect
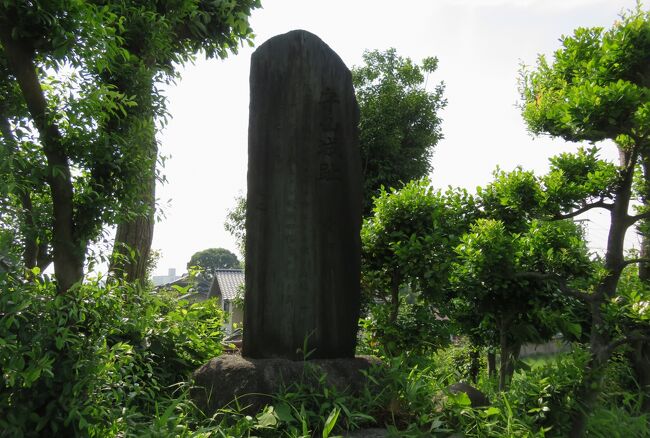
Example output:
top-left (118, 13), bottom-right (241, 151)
top-left (243, 30), bottom-right (362, 359)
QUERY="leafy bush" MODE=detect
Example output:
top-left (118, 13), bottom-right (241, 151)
top-left (0, 270), bottom-right (224, 437)
top-left (430, 338), bottom-right (487, 387)
top-left (359, 301), bottom-right (450, 358)
top-left (505, 349), bottom-right (587, 435)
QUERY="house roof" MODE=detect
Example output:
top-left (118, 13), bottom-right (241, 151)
top-left (156, 274), bottom-right (212, 294)
top-left (210, 269), bottom-right (244, 301)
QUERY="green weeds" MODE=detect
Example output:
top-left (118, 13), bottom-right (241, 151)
top-left (1, 273), bottom-right (648, 437)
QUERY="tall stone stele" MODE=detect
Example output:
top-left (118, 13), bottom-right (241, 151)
top-left (243, 30), bottom-right (362, 360)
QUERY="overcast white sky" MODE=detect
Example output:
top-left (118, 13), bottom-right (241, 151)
top-left (151, 0), bottom-right (641, 277)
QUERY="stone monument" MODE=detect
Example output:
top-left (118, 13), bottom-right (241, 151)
top-left (243, 29), bottom-right (362, 360)
top-left (192, 30), bottom-right (375, 417)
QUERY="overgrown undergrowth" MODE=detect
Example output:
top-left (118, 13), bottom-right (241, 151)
top-left (1, 274), bottom-right (648, 437)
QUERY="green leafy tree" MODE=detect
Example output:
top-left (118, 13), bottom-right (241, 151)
top-left (361, 179), bottom-right (478, 354)
top-left (450, 216), bottom-right (592, 390)
top-left (0, 1), bottom-right (260, 292)
top-left (477, 167), bottom-right (545, 233)
top-left (187, 247), bottom-right (241, 278)
top-left (361, 167), bottom-right (594, 385)
top-left (454, 165), bottom-right (595, 382)
top-left (352, 49), bottom-right (446, 213)
top-left (0, 2), bottom-right (140, 292)
top-left (94, 0), bottom-right (260, 284)
top-left (520, 6), bottom-right (650, 435)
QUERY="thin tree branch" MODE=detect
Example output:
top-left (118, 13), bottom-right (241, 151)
top-left (622, 258), bottom-right (650, 268)
top-left (553, 199), bottom-right (613, 220)
top-left (0, 112), bottom-right (41, 269)
top-left (627, 211), bottom-right (650, 226)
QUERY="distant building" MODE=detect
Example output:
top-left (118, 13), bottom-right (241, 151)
top-left (209, 269), bottom-right (244, 334)
top-left (159, 268), bottom-right (244, 334)
top-left (152, 268), bottom-right (182, 286)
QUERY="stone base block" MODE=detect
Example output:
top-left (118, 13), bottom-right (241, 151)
top-left (191, 354), bottom-right (381, 415)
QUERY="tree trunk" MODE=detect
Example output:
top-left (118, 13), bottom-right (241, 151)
top-left (635, 155), bottom-right (650, 412)
top-left (104, 33), bottom-right (159, 286)
top-left (469, 346), bottom-right (480, 384)
top-left (639, 152), bottom-right (650, 282)
top-left (569, 148), bottom-right (637, 437)
top-left (569, 376), bottom-right (601, 438)
top-left (0, 26), bottom-right (83, 292)
top-left (498, 320), bottom-right (509, 391)
top-left (639, 232), bottom-right (650, 281)
top-left (389, 271), bottom-right (400, 323)
top-left (487, 351), bottom-right (496, 379)
top-left (505, 342), bottom-right (521, 383)
top-left (569, 341), bottom-right (607, 438)
top-left (629, 340), bottom-right (650, 413)
top-left (110, 149), bottom-right (155, 284)
top-left (111, 212), bottom-right (155, 284)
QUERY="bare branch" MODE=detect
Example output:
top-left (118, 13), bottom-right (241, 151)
top-left (627, 211), bottom-right (650, 226)
top-left (553, 199), bottom-right (613, 220)
top-left (515, 271), bottom-right (594, 302)
top-left (622, 258), bottom-right (650, 268)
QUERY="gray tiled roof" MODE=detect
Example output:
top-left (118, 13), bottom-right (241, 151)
top-left (211, 269), bottom-right (244, 301)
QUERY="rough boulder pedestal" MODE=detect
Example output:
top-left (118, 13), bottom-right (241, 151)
top-left (446, 382), bottom-right (490, 407)
top-left (191, 354), bottom-right (380, 415)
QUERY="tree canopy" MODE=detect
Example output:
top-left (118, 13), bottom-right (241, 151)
top-left (352, 49), bottom-right (446, 213)
top-left (0, 0), bottom-right (260, 292)
top-left (520, 8), bottom-right (649, 145)
top-left (187, 247), bottom-right (241, 278)
top-left (361, 168), bottom-right (594, 387)
top-left (361, 179), bottom-right (477, 316)
top-left (450, 215), bottom-right (592, 389)
top-left (101, 0), bottom-right (260, 284)
top-left (519, 6), bottom-right (650, 435)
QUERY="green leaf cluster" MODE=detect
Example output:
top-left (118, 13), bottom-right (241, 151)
top-left (362, 179), bottom-right (478, 303)
top-left (520, 6), bottom-right (649, 144)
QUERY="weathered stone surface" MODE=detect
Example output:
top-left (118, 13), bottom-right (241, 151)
top-left (446, 382), bottom-right (490, 407)
top-left (244, 30), bottom-right (362, 359)
top-left (191, 354), bottom-right (381, 415)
